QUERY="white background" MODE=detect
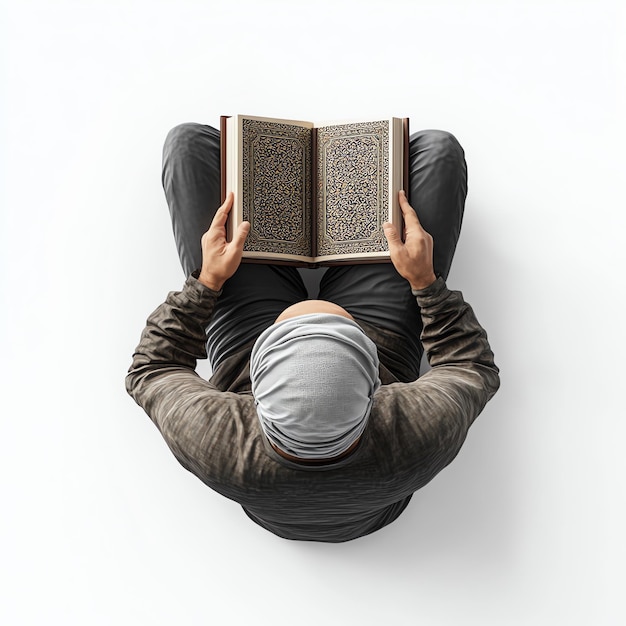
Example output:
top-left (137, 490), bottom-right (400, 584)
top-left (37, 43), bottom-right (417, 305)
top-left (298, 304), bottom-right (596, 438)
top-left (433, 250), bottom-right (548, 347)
top-left (2, 0), bottom-right (625, 624)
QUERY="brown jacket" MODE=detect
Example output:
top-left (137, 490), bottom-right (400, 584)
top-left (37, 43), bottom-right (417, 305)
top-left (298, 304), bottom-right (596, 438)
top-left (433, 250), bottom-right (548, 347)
top-left (126, 276), bottom-right (500, 542)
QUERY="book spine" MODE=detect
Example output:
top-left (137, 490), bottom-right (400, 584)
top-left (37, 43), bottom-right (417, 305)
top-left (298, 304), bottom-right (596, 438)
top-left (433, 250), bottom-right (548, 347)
top-left (311, 126), bottom-right (318, 259)
top-left (220, 115), bottom-right (229, 204)
top-left (403, 118), bottom-right (410, 202)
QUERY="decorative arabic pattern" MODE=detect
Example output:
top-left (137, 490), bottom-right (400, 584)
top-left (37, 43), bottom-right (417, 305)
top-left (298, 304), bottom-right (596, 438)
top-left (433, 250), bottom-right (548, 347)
top-left (316, 121), bottom-right (389, 257)
top-left (242, 118), bottom-right (312, 257)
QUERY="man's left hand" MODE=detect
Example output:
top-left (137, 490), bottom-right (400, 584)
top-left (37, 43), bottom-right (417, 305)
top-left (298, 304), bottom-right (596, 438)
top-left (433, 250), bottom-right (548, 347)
top-left (198, 192), bottom-right (250, 291)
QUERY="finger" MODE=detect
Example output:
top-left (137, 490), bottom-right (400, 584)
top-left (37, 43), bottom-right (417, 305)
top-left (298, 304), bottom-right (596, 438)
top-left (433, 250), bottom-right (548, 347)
top-left (230, 221), bottom-right (250, 251)
top-left (398, 190), bottom-right (423, 227)
top-left (383, 222), bottom-right (402, 250)
top-left (211, 192), bottom-right (234, 230)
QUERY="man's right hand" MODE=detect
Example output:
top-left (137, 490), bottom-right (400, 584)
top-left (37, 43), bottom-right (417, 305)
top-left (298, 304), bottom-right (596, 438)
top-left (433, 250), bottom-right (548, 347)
top-left (198, 192), bottom-right (250, 291)
top-left (383, 190), bottom-right (437, 291)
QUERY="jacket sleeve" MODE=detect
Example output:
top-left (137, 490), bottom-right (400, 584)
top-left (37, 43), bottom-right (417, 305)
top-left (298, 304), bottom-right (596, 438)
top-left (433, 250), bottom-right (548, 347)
top-left (125, 275), bottom-right (254, 486)
top-left (417, 277), bottom-right (499, 375)
top-left (374, 278), bottom-right (500, 479)
top-left (126, 274), bottom-right (218, 405)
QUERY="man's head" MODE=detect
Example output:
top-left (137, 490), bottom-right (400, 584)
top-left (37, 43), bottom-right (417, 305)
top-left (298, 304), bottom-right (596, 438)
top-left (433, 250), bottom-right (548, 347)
top-left (250, 301), bottom-right (381, 462)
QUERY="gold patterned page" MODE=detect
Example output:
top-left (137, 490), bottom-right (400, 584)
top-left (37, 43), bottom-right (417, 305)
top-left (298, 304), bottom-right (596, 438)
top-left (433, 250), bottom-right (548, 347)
top-left (241, 118), bottom-right (312, 258)
top-left (316, 120), bottom-right (390, 258)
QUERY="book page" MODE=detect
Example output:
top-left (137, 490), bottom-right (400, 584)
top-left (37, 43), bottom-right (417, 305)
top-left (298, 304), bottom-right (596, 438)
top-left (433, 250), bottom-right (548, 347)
top-left (239, 117), bottom-right (313, 259)
top-left (315, 120), bottom-right (392, 259)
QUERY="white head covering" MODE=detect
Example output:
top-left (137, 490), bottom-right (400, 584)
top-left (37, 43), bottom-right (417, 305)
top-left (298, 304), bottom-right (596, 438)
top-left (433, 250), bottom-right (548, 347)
top-left (250, 313), bottom-right (381, 460)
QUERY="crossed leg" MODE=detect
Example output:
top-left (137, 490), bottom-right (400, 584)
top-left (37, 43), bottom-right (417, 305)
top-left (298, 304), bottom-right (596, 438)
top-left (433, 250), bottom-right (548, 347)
top-left (162, 124), bottom-right (466, 375)
top-left (318, 130), bottom-right (467, 378)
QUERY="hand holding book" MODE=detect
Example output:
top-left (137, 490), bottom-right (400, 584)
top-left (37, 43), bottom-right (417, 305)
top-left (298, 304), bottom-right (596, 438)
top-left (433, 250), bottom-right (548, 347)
top-left (198, 189), bottom-right (435, 292)
top-left (198, 192), bottom-right (250, 291)
top-left (383, 191), bottom-right (437, 291)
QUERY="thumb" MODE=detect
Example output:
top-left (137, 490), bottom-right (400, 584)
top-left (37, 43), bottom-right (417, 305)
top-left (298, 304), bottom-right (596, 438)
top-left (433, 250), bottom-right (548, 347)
top-left (383, 222), bottom-right (402, 249)
top-left (231, 221), bottom-right (250, 251)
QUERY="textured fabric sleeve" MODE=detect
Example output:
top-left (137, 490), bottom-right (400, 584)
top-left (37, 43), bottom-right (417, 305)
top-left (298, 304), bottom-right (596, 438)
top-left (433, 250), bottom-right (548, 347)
top-left (414, 277), bottom-right (500, 427)
top-left (126, 274), bottom-right (219, 403)
top-left (125, 275), bottom-right (257, 487)
top-left (372, 278), bottom-right (500, 484)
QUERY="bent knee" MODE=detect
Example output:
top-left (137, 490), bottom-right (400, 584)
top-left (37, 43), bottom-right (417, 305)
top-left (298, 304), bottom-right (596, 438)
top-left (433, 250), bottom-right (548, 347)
top-left (163, 122), bottom-right (215, 155)
top-left (409, 129), bottom-right (465, 160)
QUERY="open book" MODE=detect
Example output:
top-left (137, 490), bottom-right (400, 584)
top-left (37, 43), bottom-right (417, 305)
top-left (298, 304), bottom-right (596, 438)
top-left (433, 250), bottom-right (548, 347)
top-left (221, 114), bottom-right (409, 266)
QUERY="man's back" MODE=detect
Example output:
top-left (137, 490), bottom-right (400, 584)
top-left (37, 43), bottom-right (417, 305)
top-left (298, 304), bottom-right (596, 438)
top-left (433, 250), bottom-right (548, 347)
top-left (126, 273), bottom-right (499, 542)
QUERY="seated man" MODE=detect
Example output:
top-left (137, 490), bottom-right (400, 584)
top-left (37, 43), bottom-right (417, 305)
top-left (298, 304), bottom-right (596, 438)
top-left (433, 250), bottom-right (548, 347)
top-left (126, 123), bottom-right (500, 542)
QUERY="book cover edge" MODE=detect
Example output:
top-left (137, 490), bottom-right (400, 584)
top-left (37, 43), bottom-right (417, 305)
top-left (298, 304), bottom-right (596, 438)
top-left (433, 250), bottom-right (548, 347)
top-left (221, 114), bottom-right (408, 265)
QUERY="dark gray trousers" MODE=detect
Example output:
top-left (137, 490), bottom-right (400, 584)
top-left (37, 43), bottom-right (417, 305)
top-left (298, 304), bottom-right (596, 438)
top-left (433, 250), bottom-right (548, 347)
top-left (162, 123), bottom-right (467, 377)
